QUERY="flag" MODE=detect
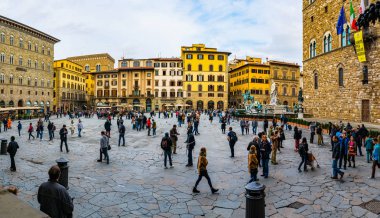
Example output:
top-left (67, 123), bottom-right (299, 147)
top-left (359, 0), bottom-right (365, 14)
top-left (336, 6), bottom-right (347, 35)
top-left (350, 0), bottom-right (358, 31)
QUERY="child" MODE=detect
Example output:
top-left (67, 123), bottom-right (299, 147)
top-left (248, 145), bottom-right (259, 183)
top-left (152, 120), bottom-right (157, 136)
top-left (365, 135), bottom-right (374, 163)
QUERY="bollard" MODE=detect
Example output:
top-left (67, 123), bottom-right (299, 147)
top-left (56, 157), bottom-right (69, 189)
top-left (0, 139), bottom-right (8, 155)
top-left (245, 181), bottom-right (266, 218)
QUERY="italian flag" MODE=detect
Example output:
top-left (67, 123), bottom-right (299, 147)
top-left (350, 0), bottom-right (358, 31)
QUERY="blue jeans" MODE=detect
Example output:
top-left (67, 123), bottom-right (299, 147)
top-left (49, 130), bottom-right (53, 140)
top-left (248, 168), bottom-right (258, 183)
top-left (101, 147), bottom-right (109, 164)
top-left (262, 159), bottom-right (269, 177)
top-left (188, 148), bottom-right (193, 165)
top-left (153, 128), bottom-right (156, 135)
top-left (298, 154), bottom-right (307, 171)
top-left (119, 134), bottom-right (125, 146)
top-left (78, 128), bottom-right (82, 137)
top-left (332, 159), bottom-right (343, 177)
top-left (366, 150), bottom-right (372, 162)
top-left (252, 126), bottom-right (257, 134)
top-left (39, 131), bottom-right (43, 140)
top-left (164, 149), bottom-right (172, 167)
top-left (178, 120), bottom-right (182, 127)
top-left (241, 126), bottom-right (244, 135)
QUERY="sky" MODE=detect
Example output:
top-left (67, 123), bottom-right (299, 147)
top-left (1, 0), bottom-right (302, 67)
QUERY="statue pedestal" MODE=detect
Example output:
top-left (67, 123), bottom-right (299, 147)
top-left (298, 113), bottom-right (304, 119)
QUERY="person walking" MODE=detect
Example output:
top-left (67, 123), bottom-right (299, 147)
top-left (28, 123), bottom-right (35, 140)
top-left (316, 125), bottom-right (323, 145)
top-left (17, 121), bottom-right (22, 137)
top-left (186, 132), bottom-right (196, 167)
top-left (37, 165), bottom-right (74, 218)
top-left (245, 120), bottom-right (250, 135)
top-left (332, 136), bottom-right (344, 180)
top-left (227, 127), bottom-right (238, 158)
top-left (170, 125), bottom-right (180, 154)
top-left (161, 132), bottom-right (173, 169)
top-left (59, 125), bottom-right (69, 153)
top-left (370, 137), bottom-right (380, 179)
top-left (252, 119), bottom-right (258, 135)
top-left (293, 126), bottom-right (302, 152)
top-left (97, 131), bottom-right (109, 164)
top-left (152, 119), bottom-right (157, 136)
top-left (47, 121), bottom-right (54, 141)
top-left (348, 136), bottom-right (357, 168)
top-left (69, 120), bottom-right (75, 137)
top-left (248, 145), bottom-right (259, 183)
top-left (104, 119), bottom-right (112, 137)
top-left (221, 118), bottom-right (226, 134)
top-left (192, 147), bottom-right (219, 194)
top-left (147, 117), bottom-right (152, 136)
top-left (193, 118), bottom-right (200, 135)
top-left (309, 122), bottom-right (316, 144)
top-left (240, 119), bottom-right (245, 135)
top-left (271, 131), bottom-right (279, 165)
top-left (298, 137), bottom-right (309, 172)
top-left (260, 135), bottom-right (272, 178)
top-left (7, 136), bottom-right (19, 172)
top-left (77, 119), bottom-right (83, 137)
top-left (365, 135), bottom-right (374, 163)
top-left (339, 133), bottom-right (349, 170)
top-left (263, 118), bottom-right (268, 133)
top-left (118, 121), bottom-right (126, 146)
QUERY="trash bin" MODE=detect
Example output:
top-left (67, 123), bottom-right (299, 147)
top-left (245, 181), bottom-right (266, 218)
top-left (56, 157), bottom-right (69, 189)
top-left (0, 139), bottom-right (7, 155)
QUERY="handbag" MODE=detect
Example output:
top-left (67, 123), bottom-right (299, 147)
top-left (107, 144), bottom-right (111, 150)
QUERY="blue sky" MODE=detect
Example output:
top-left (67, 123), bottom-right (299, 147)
top-left (1, 0), bottom-right (302, 66)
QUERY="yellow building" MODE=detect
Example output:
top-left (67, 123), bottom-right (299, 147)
top-left (229, 57), bottom-right (271, 108)
top-left (268, 61), bottom-right (301, 108)
top-left (67, 53), bottom-right (115, 109)
top-left (53, 60), bottom-right (86, 112)
top-left (181, 44), bottom-right (230, 110)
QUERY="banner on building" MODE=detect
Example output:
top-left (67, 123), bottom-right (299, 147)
top-left (354, 31), bottom-right (366, 63)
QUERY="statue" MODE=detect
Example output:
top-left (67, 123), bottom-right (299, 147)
top-left (270, 83), bottom-right (278, 105)
top-left (298, 88), bottom-right (304, 103)
top-left (242, 91), bottom-right (254, 105)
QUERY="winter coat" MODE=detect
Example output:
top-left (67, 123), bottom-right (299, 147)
top-left (248, 152), bottom-right (258, 171)
top-left (332, 141), bottom-right (340, 160)
top-left (7, 141), bottom-right (19, 156)
top-left (365, 138), bottom-right (374, 150)
top-left (197, 154), bottom-right (208, 174)
top-left (259, 140), bottom-right (272, 159)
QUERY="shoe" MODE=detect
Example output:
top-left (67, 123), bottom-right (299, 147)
top-left (164, 166), bottom-right (168, 169)
top-left (339, 172), bottom-right (344, 179)
top-left (230, 156), bottom-right (234, 158)
top-left (193, 187), bottom-right (200, 193)
top-left (264, 176), bottom-right (268, 179)
top-left (186, 164), bottom-right (193, 167)
top-left (97, 160), bottom-right (102, 162)
top-left (298, 169), bottom-right (302, 173)
top-left (260, 174), bottom-right (264, 177)
top-left (368, 177), bottom-right (375, 179)
top-left (304, 169), bottom-right (308, 172)
top-left (211, 188), bottom-right (219, 194)
top-left (170, 165), bottom-right (174, 168)
top-left (331, 176), bottom-right (338, 179)
top-left (344, 167), bottom-right (347, 170)
top-left (173, 152), bottom-right (177, 154)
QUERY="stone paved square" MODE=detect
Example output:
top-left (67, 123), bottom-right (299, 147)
top-left (0, 114), bottom-right (380, 217)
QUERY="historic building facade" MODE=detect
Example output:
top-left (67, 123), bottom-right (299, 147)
top-left (53, 60), bottom-right (86, 112)
top-left (0, 15), bottom-right (59, 112)
top-left (303, 0), bottom-right (380, 123)
top-left (229, 57), bottom-right (271, 107)
top-left (181, 44), bottom-right (230, 110)
top-left (94, 59), bottom-right (154, 111)
top-left (67, 53), bottom-right (115, 109)
top-left (152, 58), bottom-right (184, 110)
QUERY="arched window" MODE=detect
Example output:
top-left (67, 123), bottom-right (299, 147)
top-left (18, 76), bottom-right (22, 85)
top-left (9, 74), bottom-right (13, 84)
top-left (314, 71), bottom-right (318, 89)
top-left (309, 39), bottom-right (316, 58)
top-left (283, 86), bottom-right (287, 95)
top-left (209, 65), bottom-right (214, 72)
top-left (208, 85), bottom-right (214, 91)
top-left (219, 65), bottom-right (223, 72)
top-left (146, 60), bottom-right (152, 67)
top-left (35, 78), bottom-right (38, 86)
top-left (187, 64), bottom-right (192, 71)
top-left (18, 56), bottom-right (23, 66)
top-left (133, 61), bottom-right (140, 67)
top-left (198, 84), bottom-right (202, 91)
top-left (35, 60), bottom-right (38, 69)
top-left (0, 52), bottom-right (4, 63)
top-left (342, 26), bottom-right (351, 47)
top-left (198, 64), bottom-right (203, 71)
top-left (324, 33), bottom-right (332, 52)
top-left (19, 38), bottom-right (23, 48)
top-left (10, 35), bottom-right (14, 45)
top-left (9, 54), bottom-right (13, 64)
top-left (27, 77), bottom-right (31, 86)
top-left (0, 33), bottom-right (4, 43)
top-left (96, 64), bottom-right (101, 72)
top-left (338, 67), bottom-right (344, 87)
top-left (121, 61), bottom-right (127, 67)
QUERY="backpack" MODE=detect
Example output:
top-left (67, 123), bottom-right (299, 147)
top-left (230, 131), bottom-right (238, 143)
top-left (161, 138), bottom-right (169, 150)
top-left (298, 143), bottom-right (306, 156)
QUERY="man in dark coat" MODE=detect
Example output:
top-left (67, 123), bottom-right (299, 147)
top-left (186, 132), bottom-right (196, 167)
top-left (59, 125), bottom-right (69, 153)
top-left (38, 165), bottom-right (74, 218)
top-left (7, 136), bottom-right (19, 171)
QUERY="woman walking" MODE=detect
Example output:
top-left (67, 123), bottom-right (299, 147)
top-left (348, 136), bottom-right (357, 168)
top-left (332, 136), bottom-right (344, 180)
top-left (298, 137), bottom-right (309, 172)
top-left (192, 147), bottom-right (218, 194)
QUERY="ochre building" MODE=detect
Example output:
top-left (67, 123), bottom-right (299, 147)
top-left (303, 0), bottom-right (380, 123)
top-left (0, 15), bottom-right (59, 112)
top-left (67, 53), bottom-right (115, 109)
top-left (181, 44), bottom-right (230, 110)
top-left (53, 60), bottom-right (86, 112)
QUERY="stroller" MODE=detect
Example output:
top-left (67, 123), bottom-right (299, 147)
top-left (306, 152), bottom-right (320, 170)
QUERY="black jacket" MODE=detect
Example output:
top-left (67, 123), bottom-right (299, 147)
top-left (332, 141), bottom-right (340, 159)
top-left (187, 134), bottom-right (196, 149)
top-left (59, 128), bottom-right (67, 140)
top-left (7, 141), bottom-right (19, 156)
top-left (260, 140), bottom-right (272, 159)
top-left (247, 140), bottom-right (261, 160)
top-left (104, 121), bottom-right (111, 131)
top-left (161, 137), bottom-right (173, 150)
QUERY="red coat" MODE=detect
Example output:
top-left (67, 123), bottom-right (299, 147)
top-left (146, 119), bottom-right (151, 127)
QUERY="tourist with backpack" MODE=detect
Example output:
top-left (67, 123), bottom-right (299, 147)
top-left (298, 137), bottom-right (309, 172)
top-left (192, 147), bottom-right (218, 194)
top-left (227, 127), bottom-right (238, 158)
top-left (161, 133), bottom-right (173, 169)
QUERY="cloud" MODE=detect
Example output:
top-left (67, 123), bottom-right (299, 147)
top-left (0, 0), bottom-right (302, 66)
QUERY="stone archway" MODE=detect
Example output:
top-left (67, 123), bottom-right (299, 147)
top-left (217, 101), bottom-right (224, 110)
top-left (197, 100), bottom-right (204, 110)
top-left (18, 100), bottom-right (23, 107)
top-left (207, 100), bottom-right (215, 110)
top-left (146, 99), bottom-right (152, 112)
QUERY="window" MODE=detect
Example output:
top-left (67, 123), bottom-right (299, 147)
top-left (9, 75), bottom-right (13, 84)
top-left (198, 64), bottom-right (203, 71)
top-left (146, 60), bottom-right (152, 67)
top-left (218, 65), bottom-right (223, 72)
top-left (282, 71), bottom-right (287, 79)
top-left (177, 70), bottom-right (183, 76)
top-left (35, 78), bottom-right (38, 86)
top-left (121, 61), bottom-right (127, 67)
top-left (147, 80), bottom-right (151, 86)
top-left (186, 54), bottom-right (193, 59)
top-left (0, 33), bottom-right (4, 43)
top-left (35, 60), bottom-right (38, 69)
top-left (208, 85), bottom-right (214, 91)
top-left (42, 46), bottom-right (45, 54)
top-left (85, 65), bottom-right (90, 71)
top-left (208, 75), bottom-right (215, 81)
top-left (197, 54), bottom-right (203, 60)
top-left (154, 62), bottom-right (160, 67)
top-left (217, 55), bottom-right (224, 60)
top-left (338, 67), bottom-right (344, 87)
top-left (155, 80), bottom-right (159, 86)
top-left (311, 16), bottom-right (314, 22)
top-left (208, 55), bottom-right (214, 60)
top-left (314, 72), bottom-right (318, 89)
top-left (309, 39), bottom-right (316, 58)
top-left (161, 63), bottom-right (167, 67)
top-left (324, 33), bottom-right (332, 53)
top-left (96, 64), bottom-right (101, 72)
top-left (197, 75), bottom-right (204, 81)
top-left (163, 70), bottom-right (166, 76)
top-left (0, 74), bottom-right (4, 84)
top-left (209, 65), bottom-right (214, 72)
top-left (186, 74), bottom-right (193, 81)
top-left (187, 84), bottom-right (191, 91)
top-left (18, 56), bottom-right (23, 66)
top-left (18, 76), bottom-right (22, 85)
top-left (112, 80), bottom-right (117, 86)
top-left (0, 53), bottom-right (4, 63)
top-left (187, 64), bottom-right (192, 71)
top-left (341, 26), bottom-right (351, 47)
top-left (27, 77), bottom-right (31, 86)
top-left (47, 48), bottom-right (51, 56)
top-left (198, 85), bottom-right (202, 91)
top-left (162, 80), bottom-right (166, 86)
top-left (292, 87), bottom-right (296, 96)
top-left (41, 62), bottom-right (45, 70)
top-left (177, 81), bottom-right (182, 86)
top-left (324, 6), bottom-right (328, 13)
top-left (19, 38), bottom-right (23, 48)
top-left (9, 54), bottom-right (13, 64)
top-left (292, 71), bottom-right (296, 80)
top-left (217, 85), bottom-right (224, 92)
top-left (147, 73), bottom-right (151, 77)
top-left (133, 61), bottom-right (140, 67)
top-left (363, 66), bottom-right (368, 84)
top-left (283, 86), bottom-right (287, 95)
top-left (35, 44), bottom-right (38, 52)
top-left (10, 35), bottom-right (14, 45)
